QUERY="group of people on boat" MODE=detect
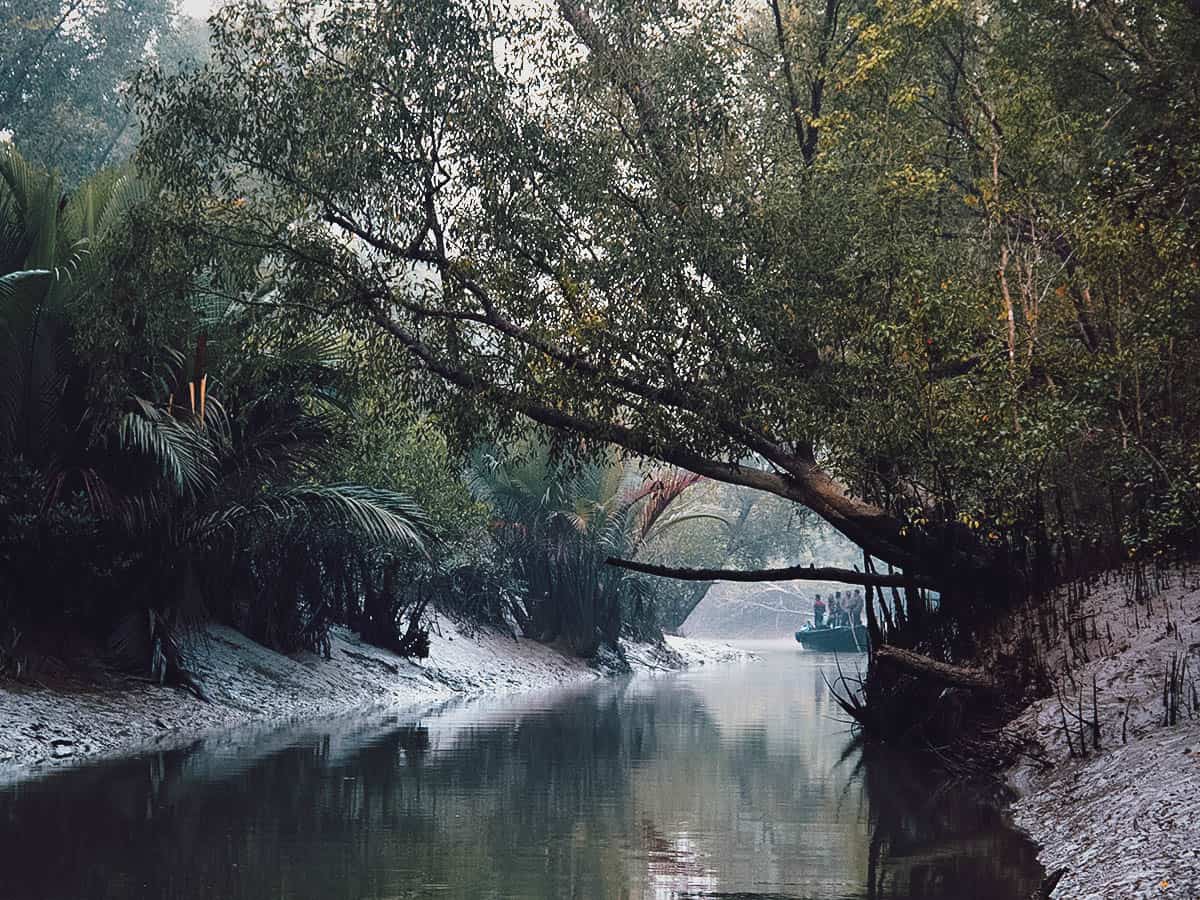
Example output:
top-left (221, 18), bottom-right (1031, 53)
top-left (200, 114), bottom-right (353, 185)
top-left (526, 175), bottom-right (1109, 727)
top-left (811, 589), bottom-right (864, 629)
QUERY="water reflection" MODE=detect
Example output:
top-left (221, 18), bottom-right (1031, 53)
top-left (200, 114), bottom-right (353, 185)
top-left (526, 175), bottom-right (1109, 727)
top-left (0, 644), bottom-right (1041, 899)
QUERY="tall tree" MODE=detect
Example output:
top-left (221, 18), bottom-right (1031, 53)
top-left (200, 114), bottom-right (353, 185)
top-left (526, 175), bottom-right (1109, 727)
top-left (134, 0), bottom-right (1200, 667)
top-left (1, 0), bottom-right (184, 179)
top-left (135, 0), bottom-right (947, 584)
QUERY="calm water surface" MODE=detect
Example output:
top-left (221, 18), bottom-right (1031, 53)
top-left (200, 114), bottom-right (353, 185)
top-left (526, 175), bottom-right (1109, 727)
top-left (0, 643), bottom-right (1042, 899)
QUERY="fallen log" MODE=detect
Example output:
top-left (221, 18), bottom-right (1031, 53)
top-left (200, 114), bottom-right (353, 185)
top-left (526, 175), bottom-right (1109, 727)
top-left (874, 645), bottom-right (996, 693)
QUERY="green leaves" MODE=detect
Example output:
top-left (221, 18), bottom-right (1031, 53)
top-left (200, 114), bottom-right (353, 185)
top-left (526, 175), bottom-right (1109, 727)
top-left (256, 484), bottom-right (431, 551)
top-left (0, 0), bottom-right (182, 181)
top-left (0, 141), bottom-right (448, 668)
top-left (0, 269), bottom-right (49, 300)
top-left (127, 0), bottom-right (1200, 592)
top-left (114, 405), bottom-right (218, 500)
top-left (193, 483), bottom-right (431, 553)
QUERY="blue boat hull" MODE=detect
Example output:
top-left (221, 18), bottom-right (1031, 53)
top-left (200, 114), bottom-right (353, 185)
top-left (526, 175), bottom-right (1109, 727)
top-left (794, 624), bottom-right (870, 652)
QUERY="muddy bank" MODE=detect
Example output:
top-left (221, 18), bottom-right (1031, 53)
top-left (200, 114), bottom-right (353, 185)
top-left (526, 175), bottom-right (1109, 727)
top-left (1004, 576), bottom-right (1200, 898)
top-left (0, 617), bottom-right (747, 778)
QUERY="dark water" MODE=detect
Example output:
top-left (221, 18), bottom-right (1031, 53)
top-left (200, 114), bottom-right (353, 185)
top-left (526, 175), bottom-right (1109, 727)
top-left (0, 644), bottom-right (1042, 899)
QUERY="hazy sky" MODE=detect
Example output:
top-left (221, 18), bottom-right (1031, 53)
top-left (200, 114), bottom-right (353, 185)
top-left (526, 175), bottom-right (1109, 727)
top-left (181, 0), bottom-right (213, 19)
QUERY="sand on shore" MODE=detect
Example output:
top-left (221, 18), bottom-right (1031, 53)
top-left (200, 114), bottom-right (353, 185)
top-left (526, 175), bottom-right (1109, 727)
top-left (1004, 573), bottom-right (1200, 898)
top-left (0, 615), bottom-right (747, 778)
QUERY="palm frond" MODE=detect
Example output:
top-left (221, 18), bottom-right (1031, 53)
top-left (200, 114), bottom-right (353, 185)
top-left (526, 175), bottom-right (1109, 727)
top-left (228, 403), bottom-right (338, 479)
top-left (629, 469), bottom-right (704, 540)
top-left (0, 144), bottom-right (44, 218)
top-left (192, 483), bottom-right (431, 554)
top-left (277, 484), bottom-right (431, 549)
top-left (638, 511), bottom-right (733, 553)
top-left (94, 173), bottom-right (153, 239)
top-left (0, 269), bottom-right (49, 301)
top-left (114, 407), bottom-right (218, 498)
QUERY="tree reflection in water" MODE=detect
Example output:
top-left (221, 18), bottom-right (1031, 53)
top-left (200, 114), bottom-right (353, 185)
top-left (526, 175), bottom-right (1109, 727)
top-left (0, 647), bottom-right (1041, 899)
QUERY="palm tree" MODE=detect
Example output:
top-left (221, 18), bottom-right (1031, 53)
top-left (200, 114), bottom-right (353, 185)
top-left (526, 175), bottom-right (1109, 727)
top-left (468, 444), bottom-right (708, 656)
top-left (0, 146), bottom-right (148, 476)
top-left (0, 146), bottom-right (432, 687)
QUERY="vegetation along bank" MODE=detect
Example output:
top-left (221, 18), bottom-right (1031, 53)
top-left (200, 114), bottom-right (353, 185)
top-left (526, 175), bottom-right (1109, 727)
top-left (2, 0), bottom-right (1199, 892)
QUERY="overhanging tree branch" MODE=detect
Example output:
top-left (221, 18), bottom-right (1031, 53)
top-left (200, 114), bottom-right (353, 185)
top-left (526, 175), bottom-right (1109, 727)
top-left (368, 299), bottom-right (925, 571)
top-left (604, 556), bottom-right (940, 589)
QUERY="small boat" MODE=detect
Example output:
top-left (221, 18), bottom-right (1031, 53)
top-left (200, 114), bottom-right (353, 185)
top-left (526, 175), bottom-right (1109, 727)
top-left (794, 623), bottom-right (870, 653)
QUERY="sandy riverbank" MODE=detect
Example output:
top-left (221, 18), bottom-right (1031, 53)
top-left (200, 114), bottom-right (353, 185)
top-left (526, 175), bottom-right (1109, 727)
top-left (1004, 574), bottom-right (1200, 898)
top-left (0, 616), bottom-right (747, 778)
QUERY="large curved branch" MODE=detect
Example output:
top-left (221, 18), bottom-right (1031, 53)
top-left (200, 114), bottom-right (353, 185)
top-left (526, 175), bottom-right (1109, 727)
top-left (368, 302), bottom-right (924, 571)
top-left (318, 11), bottom-right (846, 504)
top-left (369, 304), bottom-right (796, 494)
top-left (605, 557), bottom-right (940, 589)
top-left (338, 199), bottom-right (827, 490)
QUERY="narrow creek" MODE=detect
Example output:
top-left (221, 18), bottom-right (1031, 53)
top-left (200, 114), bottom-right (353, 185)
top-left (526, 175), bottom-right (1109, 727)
top-left (0, 643), bottom-right (1043, 898)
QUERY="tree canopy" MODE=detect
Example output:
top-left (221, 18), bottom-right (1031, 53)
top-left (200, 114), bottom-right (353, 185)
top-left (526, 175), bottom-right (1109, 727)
top-left (134, 0), bottom-right (1199, 611)
top-left (0, 0), bottom-right (201, 180)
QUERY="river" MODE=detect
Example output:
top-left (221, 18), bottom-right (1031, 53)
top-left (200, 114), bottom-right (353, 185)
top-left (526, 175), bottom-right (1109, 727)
top-left (0, 642), bottom-right (1042, 899)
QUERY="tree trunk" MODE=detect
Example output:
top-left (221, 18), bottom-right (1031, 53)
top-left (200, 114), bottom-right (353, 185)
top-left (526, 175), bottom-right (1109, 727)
top-left (862, 553), bottom-right (883, 651)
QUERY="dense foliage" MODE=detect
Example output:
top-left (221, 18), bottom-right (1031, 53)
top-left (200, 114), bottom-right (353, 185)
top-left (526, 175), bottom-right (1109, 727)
top-left (0, 146), bottom-right (433, 682)
top-left (133, 0), bottom-right (1199, 609)
top-left (469, 445), bottom-right (715, 652)
top-left (0, 0), bottom-right (205, 181)
top-left (0, 143), bottom-right (748, 679)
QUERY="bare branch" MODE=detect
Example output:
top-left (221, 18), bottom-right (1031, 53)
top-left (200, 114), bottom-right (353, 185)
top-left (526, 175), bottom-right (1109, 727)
top-left (604, 556), bottom-right (940, 588)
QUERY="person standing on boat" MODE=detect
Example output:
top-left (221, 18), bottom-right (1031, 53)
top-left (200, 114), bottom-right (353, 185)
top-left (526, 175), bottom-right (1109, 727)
top-left (848, 589), bottom-right (864, 626)
top-left (828, 592), bottom-right (843, 627)
top-left (813, 594), bottom-right (826, 628)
